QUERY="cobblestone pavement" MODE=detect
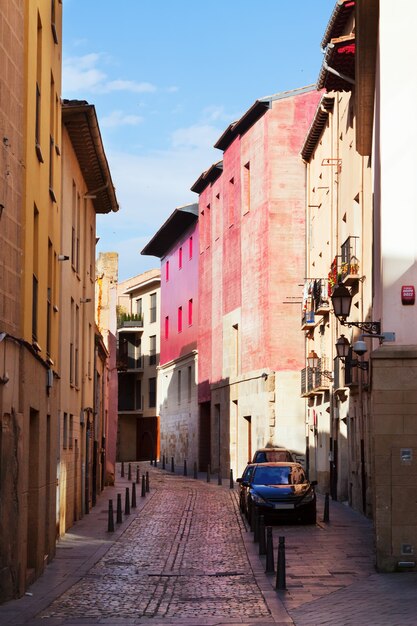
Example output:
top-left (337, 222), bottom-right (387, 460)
top-left (1, 463), bottom-right (417, 626)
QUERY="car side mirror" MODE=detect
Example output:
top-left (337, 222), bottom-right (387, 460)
top-left (236, 477), bottom-right (242, 483)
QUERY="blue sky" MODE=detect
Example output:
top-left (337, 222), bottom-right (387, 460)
top-left (63, 0), bottom-right (335, 281)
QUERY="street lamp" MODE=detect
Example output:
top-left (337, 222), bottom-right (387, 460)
top-left (330, 283), bottom-right (381, 335)
top-left (307, 350), bottom-right (333, 380)
top-left (335, 334), bottom-right (350, 359)
top-left (335, 334), bottom-right (369, 370)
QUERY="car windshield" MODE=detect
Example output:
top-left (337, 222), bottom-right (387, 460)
top-left (254, 450), bottom-right (292, 462)
top-left (252, 466), bottom-right (306, 486)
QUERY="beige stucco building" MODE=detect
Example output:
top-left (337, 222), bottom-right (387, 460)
top-left (355, 0), bottom-right (417, 572)
top-left (116, 270), bottom-right (161, 461)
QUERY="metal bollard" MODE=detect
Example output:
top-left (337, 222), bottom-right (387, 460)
top-left (136, 466), bottom-right (140, 484)
top-left (265, 527), bottom-right (275, 573)
top-left (121, 461), bottom-right (125, 478)
top-left (150, 457), bottom-right (153, 466)
top-left (207, 464), bottom-right (211, 483)
top-left (253, 507), bottom-right (260, 543)
top-left (131, 482), bottom-right (137, 508)
top-left (116, 493), bottom-right (123, 523)
top-left (229, 468), bottom-right (234, 489)
top-left (107, 499), bottom-right (114, 532)
top-left (184, 459), bottom-right (188, 476)
top-left (323, 492), bottom-right (330, 523)
top-left (162, 454), bottom-right (166, 470)
top-left (146, 471), bottom-right (150, 492)
top-left (250, 504), bottom-right (255, 532)
top-left (259, 515), bottom-right (266, 555)
top-left (218, 468), bottom-right (222, 486)
top-left (171, 456), bottom-right (175, 473)
top-left (141, 474), bottom-right (146, 497)
top-left (154, 457), bottom-right (158, 467)
top-left (124, 487), bottom-right (130, 515)
top-left (276, 536), bottom-right (286, 590)
top-left (128, 462), bottom-right (132, 481)
top-left (193, 461), bottom-right (198, 479)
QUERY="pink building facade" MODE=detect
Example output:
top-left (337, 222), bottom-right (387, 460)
top-left (142, 204), bottom-right (200, 468)
top-left (193, 87), bottom-right (322, 477)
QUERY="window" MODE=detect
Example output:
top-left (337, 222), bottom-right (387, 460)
top-left (149, 377), bottom-right (156, 408)
top-left (206, 203), bottom-right (211, 248)
top-left (135, 379), bottom-right (142, 410)
top-left (71, 182), bottom-right (80, 273)
top-left (46, 240), bottom-right (52, 356)
top-left (188, 298), bottom-right (193, 326)
top-left (187, 365), bottom-right (192, 403)
top-left (177, 369), bottom-right (182, 404)
top-left (136, 297), bottom-right (142, 319)
top-left (32, 206), bottom-right (39, 343)
top-left (88, 324), bottom-right (92, 378)
top-left (150, 292), bottom-right (157, 323)
top-left (189, 236), bottom-right (193, 259)
top-left (165, 316), bottom-right (169, 340)
top-left (89, 225), bottom-right (94, 281)
top-left (35, 14), bottom-right (43, 162)
top-left (32, 275), bottom-right (38, 342)
top-left (215, 193), bottom-right (221, 240)
top-left (200, 209), bottom-right (205, 252)
top-left (179, 246), bottom-right (183, 269)
top-left (69, 414), bottom-right (73, 449)
top-left (51, 0), bottom-right (58, 43)
top-left (229, 177), bottom-right (235, 226)
top-left (70, 298), bottom-right (74, 385)
top-left (49, 74), bottom-right (56, 201)
top-left (149, 335), bottom-right (156, 365)
top-left (75, 304), bottom-right (79, 387)
top-left (178, 306), bottom-right (182, 333)
top-left (165, 260), bottom-right (169, 281)
top-left (243, 162), bottom-right (250, 214)
top-left (63, 413), bottom-right (68, 449)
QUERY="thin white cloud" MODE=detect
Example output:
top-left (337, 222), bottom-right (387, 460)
top-left (101, 79), bottom-right (156, 94)
top-left (96, 124), bottom-right (222, 279)
top-left (101, 110), bottom-right (144, 128)
top-left (171, 124), bottom-right (222, 150)
top-left (62, 53), bottom-right (157, 96)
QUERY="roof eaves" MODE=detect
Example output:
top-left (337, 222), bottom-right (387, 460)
top-left (316, 36), bottom-right (355, 92)
top-left (321, 0), bottom-right (355, 49)
top-left (301, 95), bottom-right (335, 163)
top-left (190, 161), bottom-right (223, 194)
top-left (213, 85), bottom-right (317, 153)
top-left (62, 100), bottom-right (119, 214)
top-left (141, 203), bottom-right (199, 258)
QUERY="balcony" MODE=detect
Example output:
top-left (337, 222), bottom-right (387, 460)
top-left (301, 357), bottom-right (332, 397)
top-left (301, 278), bottom-right (330, 329)
top-left (339, 236), bottom-right (360, 286)
top-left (116, 354), bottom-right (143, 372)
top-left (117, 314), bottom-right (143, 331)
top-left (118, 394), bottom-right (144, 413)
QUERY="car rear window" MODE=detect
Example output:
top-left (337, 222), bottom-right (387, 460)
top-left (253, 465), bottom-right (306, 485)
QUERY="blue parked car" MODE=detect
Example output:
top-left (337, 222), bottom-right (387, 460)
top-left (237, 462), bottom-right (317, 524)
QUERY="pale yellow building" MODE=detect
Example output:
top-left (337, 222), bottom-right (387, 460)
top-left (58, 100), bottom-right (118, 534)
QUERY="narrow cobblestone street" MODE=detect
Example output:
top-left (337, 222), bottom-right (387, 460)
top-left (1, 463), bottom-right (417, 626)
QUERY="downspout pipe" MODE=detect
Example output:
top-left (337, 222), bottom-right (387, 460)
top-left (323, 60), bottom-right (355, 85)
